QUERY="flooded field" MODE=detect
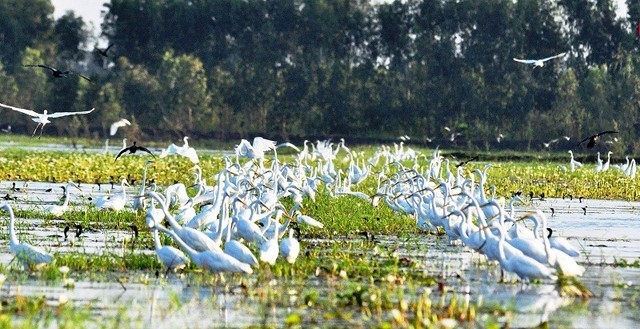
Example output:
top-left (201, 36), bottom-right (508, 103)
top-left (1, 179), bottom-right (639, 328)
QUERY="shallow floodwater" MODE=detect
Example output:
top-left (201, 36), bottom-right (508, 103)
top-left (1, 181), bottom-right (640, 328)
top-left (0, 140), bottom-right (235, 156)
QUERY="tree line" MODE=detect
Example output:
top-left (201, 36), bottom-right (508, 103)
top-left (0, 0), bottom-right (639, 153)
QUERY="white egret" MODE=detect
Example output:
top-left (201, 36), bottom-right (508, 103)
top-left (1, 203), bottom-right (54, 269)
top-left (148, 221), bottom-right (189, 272)
top-left (259, 218), bottom-right (280, 265)
top-left (94, 179), bottom-right (129, 211)
top-left (110, 118), bottom-right (131, 136)
top-left (602, 151), bottom-right (613, 172)
top-left (132, 160), bottom-right (154, 212)
top-left (0, 102), bottom-right (94, 138)
top-left (42, 181), bottom-right (80, 217)
top-left (546, 228), bottom-right (580, 258)
top-left (513, 52), bottom-right (566, 68)
top-left (568, 151), bottom-right (582, 172)
top-left (280, 228), bottom-right (300, 264)
top-left (146, 191), bottom-right (221, 252)
top-left (154, 221), bottom-right (252, 274)
top-left (236, 137), bottom-right (276, 160)
top-left (159, 136), bottom-right (199, 164)
top-left (495, 224), bottom-right (557, 281)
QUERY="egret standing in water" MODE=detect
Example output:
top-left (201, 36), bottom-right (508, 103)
top-left (43, 181), bottom-right (80, 217)
top-left (0, 102), bottom-right (94, 138)
top-left (1, 203), bottom-right (54, 269)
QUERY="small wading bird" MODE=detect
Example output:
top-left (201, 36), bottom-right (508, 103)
top-left (513, 52), bottom-right (567, 68)
top-left (23, 64), bottom-right (91, 82)
top-left (114, 141), bottom-right (155, 161)
top-left (0, 102), bottom-right (94, 138)
top-left (110, 118), bottom-right (131, 136)
top-left (577, 130), bottom-right (618, 149)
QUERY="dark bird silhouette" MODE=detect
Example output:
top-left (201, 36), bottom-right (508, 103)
top-left (114, 141), bottom-right (155, 161)
top-left (550, 207), bottom-right (555, 216)
top-left (63, 224), bottom-right (83, 241)
top-left (455, 155), bottom-right (479, 168)
top-left (24, 64), bottom-right (91, 82)
top-left (95, 44), bottom-right (114, 57)
top-left (129, 225), bottom-right (139, 239)
top-left (577, 131), bottom-right (618, 149)
top-left (581, 206), bottom-right (587, 215)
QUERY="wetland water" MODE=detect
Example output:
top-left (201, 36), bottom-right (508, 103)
top-left (1, 180), bottom-right (639, 328)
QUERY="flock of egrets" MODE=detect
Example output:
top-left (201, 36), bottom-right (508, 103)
top-left (567, 150), bottom-right (637, 177)
top-left (0, 136), bottom-right (590, 284)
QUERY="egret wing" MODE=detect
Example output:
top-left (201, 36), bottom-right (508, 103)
top-left (253, 137), bottom-right (277, 153)
top-left (513, 58), bottom-right (537, 64)
top-left (540, 52), bottom-right (566, 62)
top-left (276, 142), bottom-right (300, 152)
top-left (110, 119), bottom-right (131, 136)
top-left (48, 108), bottom-right (95, 118)
top-left (0, 103), bottom-right (40, 117)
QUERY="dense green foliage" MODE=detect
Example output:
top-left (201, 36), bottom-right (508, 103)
top-left (0, 0), bottom-right (639, 153)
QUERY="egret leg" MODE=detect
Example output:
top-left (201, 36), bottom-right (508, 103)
top-left (38, 125), bottom-right (44, 139)
top-left (31, 124), bottom-right (40, 137)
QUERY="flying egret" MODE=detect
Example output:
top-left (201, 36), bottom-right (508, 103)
top-left (513, 52), bottom-right (567, 67)
top-left (159, 136), bottom-right (199, 164)
top-left (236, 137), bottom-right (277, 160)
top-left (1, 203), bottom-right (54, 269)
top-left (0, 102), bottom-right (94, 138)
top-left (110, 118), bottom-right (131, 136)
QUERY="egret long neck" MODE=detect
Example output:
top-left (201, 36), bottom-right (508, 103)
top-left (152, 228), bottom-right (162, 250)
top-left (149, 192), bottom-right (181, 230)
top-left (156, 223), bottom-right (198, 258)
top-left (4, 205), bottom-right (20, 246)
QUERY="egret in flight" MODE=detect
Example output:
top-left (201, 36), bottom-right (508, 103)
top-left (513, 52), bottom-right (567, 68)
top-left (0, 102), bottom-right (94, 138)
top-left (110, 118), bottom-right (131, 136)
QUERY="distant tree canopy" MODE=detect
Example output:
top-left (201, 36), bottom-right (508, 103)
top-left (0, 0), bottom-right (639, 153)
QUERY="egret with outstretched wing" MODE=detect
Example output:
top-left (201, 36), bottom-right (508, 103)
top-left (0, 102), bottom-right (94, 138)
top-left (110, 118), bottom-right (131, 136)
top-left (513, 52), bottom-right (567, 67)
